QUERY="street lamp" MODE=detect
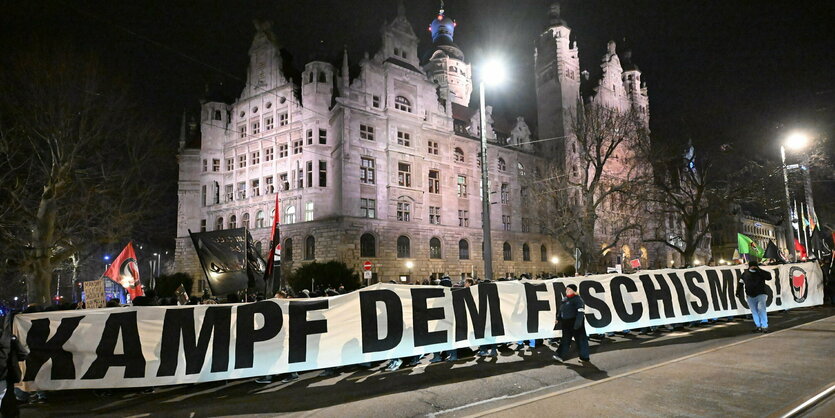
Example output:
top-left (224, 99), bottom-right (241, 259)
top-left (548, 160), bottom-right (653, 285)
top-left (780, 131), bottom-right (812, 262)
top-left (153, 252), bottom-right (161, 277)
top-left (478, 58), bottom-right (506, 282)
top-left (405, 261), bottom-right (414, 283)
top-left (550, 256), bottom-right (560, 276)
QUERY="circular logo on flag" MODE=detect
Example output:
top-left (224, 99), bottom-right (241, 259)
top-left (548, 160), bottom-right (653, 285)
top-left (789, 266), bottom-right (807, 303)
top-left (119, 257), bottom-right (140, 290)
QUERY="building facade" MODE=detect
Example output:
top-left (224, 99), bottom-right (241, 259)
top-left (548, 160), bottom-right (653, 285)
top-left (711, 203), bottom-right (786, 263)
top-left (175, 2), bottom-right (668, 290)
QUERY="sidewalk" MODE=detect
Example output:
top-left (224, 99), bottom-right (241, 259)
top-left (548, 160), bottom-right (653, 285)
top-left (471, 314), bottom-right (835, 417)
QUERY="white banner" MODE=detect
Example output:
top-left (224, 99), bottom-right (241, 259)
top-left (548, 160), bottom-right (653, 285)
top-left (14, 263), bottom-right (823, 390)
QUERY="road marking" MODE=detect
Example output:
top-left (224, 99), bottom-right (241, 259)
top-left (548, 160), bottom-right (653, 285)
top-left (428, 313), bottom-right (834, 418)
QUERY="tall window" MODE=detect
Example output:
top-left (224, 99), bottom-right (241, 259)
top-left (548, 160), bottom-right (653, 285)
top-left (201, 185), bottom-right (207, 206)
top-left (239, 124), bottom-right (246, 138)
top-left (279, 144), bottom-right (289, 158)
top-left (503, 242), bottom-right (512, 261)
top-left (459, 239), bottom-right (470, 260)
top-left (398, 163), bottom-right (412, 187)
top-left (251, 179), bottom-right (260, 197)
top-left (251, 151), bottom-right (260, 165)
top-left (394, 96), bottom-right (412, 112)
top-left (265, 116), bottom-right (274, 131)
top-left (242, 212), bottom-right (250, 229)
top-left (501, 183), bottom-right (509, 204)
top-left (305, 202), bottom-right (314, 221)
top-left (306, 161), bottom-right (313, 188)
top-left (265, 176), bottom-right (274, 194)
top-left (265, 148), bottom-right (274, 162)
top-left (215, 217), bottom-right (224, 231)
top-left (305, 236), bottom-right (315, 260)
top-left (252, 121), bottom-right (260, 135)
top-left (502, 215), bottom-right (511, 231)
top-left (454, 147), bottom-right (464, 163)
top-left (238, 154), bottom-right (247, 168)
top-left (229, 214), bottom-right (237, 229)
top-left (318, 161), bottom-right (327, 187)
top-left (523, 243), bottom-right (531, 261)
top-left (498, 157), bottom-right (506, 172)
top-left (458, 210), bottom-right (469, 227)
top-left (293, 140), bottom-right (303, 154)
top-left (279, 112), bottom-right (288, 127)
top-left (428, 170), bottom-right (440, 193)
top-left (256, 210), bottom-right (265, 228)
top-left (200, 219), bottom-right (207, 232)
top-left (397, 131), bottom-right (411, 147)
top-left (428, 140), bottom-right (439, 155)
top-left (237, 182), bottom-right (246, 199)
top-left (429, 206), bottom-right (441, 225)
top-left (318, 128), bottom-right (327, 145)
top-left (306, 129), bottom-right (313, 145)
top-left (397, 235), bottom-right (411, 258)
top-left (226, 158), bottom-right (234, 171)
top-left (521, 217), bottom-right (530, 232)
top-left (372, 95), bottom-right (380, 108)
top-left (360, 233), bottom-right (376, 257)
top-left (360, 198), bottom-right (376, 218)
top-left (360, 157), bottom-right (375, 184)
top-left (225, 184), bottom-right (234, 202)
top-left (284, 238), bottom-right (293, 261)
top-left (429, 237), bottom-right (442, 259)
top-left (360, 124), bottom-right (375, 140)
top-left (457, 175), bottom-right (468, 197)
top-left (541, 245), bottom-right (547, 262)
top-left (212, 159), bottom-right (220, 172)
top-left (397, 201), bottom-right (411, 221)
top-left (285, 205), bottom-right (296, 224)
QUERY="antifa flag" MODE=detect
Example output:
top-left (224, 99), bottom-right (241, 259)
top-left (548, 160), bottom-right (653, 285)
top-left (263, 194), bottom-right (280, 283)
top-left (189, 228), bottom-right (266, 296)
top-left (102, 242), bottom-right (143, 299)
top-left (794, 239), bottom-right (808, 260)
top-left (763, 239), bottom-right (783, 261)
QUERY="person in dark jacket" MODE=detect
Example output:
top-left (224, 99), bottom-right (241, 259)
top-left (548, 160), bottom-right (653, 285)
top-left (553, 284), bottom-right (590, 363)
top-left (737, 260), bottom-right (772, 332)
top-left (1, 313), bottom-right (28, 417)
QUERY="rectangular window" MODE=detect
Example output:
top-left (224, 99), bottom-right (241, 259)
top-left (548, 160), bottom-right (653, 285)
top-left (239, 125), bottom-right (246, 138)
top-left (293, 140), bottom-right (303, 154)
top-left (279, 112), bottom-right (289, 127)
top-left (397, 131), bottom-right (411, 147)
top-left (279, 173), bottom-right (289, 191)
top-left (201, 185), bottom-right (207, 206)
top-left (306, 129), bottom-right (313, 145)
top-left (251, 179), bottom-right (260, 197)
top-left (264, 147), bottom-right (274, 161)
top-left (458, 210), bottom-right (469, 227)
top-left (428, 169), bottom-right (440, 194)
top-left (297, 168), bottom-right (304, 189)
top-left (202, 159), bottom-right (208, 172)
top-left (360, 198), bottom-right (376, 218)
top-left (225, 184), bottom-right (234, 202)
top-left (319, 160), bottom-right (327, 187)
top-left (212, 159), bottom-right (220, 172)
top-left (360, 157), bottom-right (375, 184)
top-left (278, 144), bottom-right (289, 158)
top-left (502, 215), bottom-right (511, 231)
top-left (251, 151), bottom-right (260, 165)
top-left (238, 154), bottom-right (247, 168)
top-left (265, 116), bottom-right (274, 131)
top-left (457, 175), bottom-right (468, 197)
top-left (398, 162), bottom-right (412, 187)
top-left (200, 219), bottom-right (207, 232)
top-left (318, 128), bottom-right (327, 145)
top-left (305, 201), bottom-right (314, 222)
top-left (522, 217), bottom-right (531, 233)
top-left (226, 158), bottom-right (234, 171)
top-left (360, 124), bottom-right (375, 141)
top-left (501, 183), bottom-right (509, 204)
top-left (397, 201), bottom-right (411, 222)
top-left (428, 140), bottom-right (439, 155)
top-left (429, 206), bottom-right (441, 225)
top-left (306, 161), bottom-right (313, 188)
top-left (252, 121), bottom-right (260, 135)
top-left (372, 95), bottom-right (380, 108)
top-left (237, 182), bottom-right (246, 200)
top-left (265, 176), bottom-right (274, 194)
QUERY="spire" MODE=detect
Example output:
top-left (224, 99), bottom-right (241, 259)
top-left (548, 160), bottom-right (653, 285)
top-left (341, 45), bottom-right (349, 88)
top-left (548, 2), bottom-right (567, 27)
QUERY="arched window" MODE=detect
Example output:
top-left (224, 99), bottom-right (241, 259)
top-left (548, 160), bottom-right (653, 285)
top-left (429, 237), bottom-right (442, 259)
top-left (459, 239), bottom-right (470, 260)
top-left (454, 147), bottom-right (464, 163)
top-left (285, 205), bottom-right (296, 224)
top-left (503, 242), bottom-right (512, 261)
top-left (229, 214), bottom-right (237, 229)
top-left (394, 96), bottom-right (412, 113)
top-left (215, 217), bottom-right (224, 231)
top-left (360, 233), bottom-right (376, 257)
top-left (283, 238), bottom-right (293, 261)
top-left (397, 235), bottom-right (410, 258)
top-left (497, 157), bottom-right (506, 172)
top-left (255, 210), bottom-right (265, 228)
top-left (517, 162), bottom-right (526, 176)
top-left (242, 212), bottom-right (250, 229)
top-left (523, 243), bottom-right (531, 261)
top-left (305, 236), bottom-right (315, 260)
top-left (541, 244), bottom-right (547, 262)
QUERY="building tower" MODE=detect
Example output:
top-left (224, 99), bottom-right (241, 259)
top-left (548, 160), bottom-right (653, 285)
top-left (620, 48), bottom-right (650, 125)
top-left (423, 3), bottom-right (473, 107)
top-left (534, 2), bottom-right (580, 160)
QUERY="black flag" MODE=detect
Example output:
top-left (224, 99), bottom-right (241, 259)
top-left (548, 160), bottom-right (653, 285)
top-left (763, 239), bottom-right (782, 261)
top-left (190, 228), bottom-right (264, 296)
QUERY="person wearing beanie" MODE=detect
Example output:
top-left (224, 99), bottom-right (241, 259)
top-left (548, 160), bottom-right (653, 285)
top-left (736, 260), bottom-right (772, 332)
top-left (553, 284), bottom-right (591, 363)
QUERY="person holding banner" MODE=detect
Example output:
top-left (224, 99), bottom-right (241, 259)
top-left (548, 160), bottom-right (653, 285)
top-left (553, 284), bottom-right (590, 363)
top-left (737, 260), bottom-right (772, 333)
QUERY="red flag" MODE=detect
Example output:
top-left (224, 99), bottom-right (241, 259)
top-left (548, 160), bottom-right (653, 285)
top-left (263, 194), bottom-right (280, 280)
top-left (794, 238), bottom-right (807, 260)
top-left (103, 242), bottom-right (144, 299)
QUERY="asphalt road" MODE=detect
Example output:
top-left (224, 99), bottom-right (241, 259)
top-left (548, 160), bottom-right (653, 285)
top-left (19, 306), bottom-right (835, 417)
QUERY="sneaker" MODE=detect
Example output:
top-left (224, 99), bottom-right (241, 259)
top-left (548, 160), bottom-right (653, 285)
top-left (280, 373), bottom-right (299, 384)
top-left (552, 354), bottom-right (565, 363)
top-left (318, 369), bottom-right (336, 377)
top-left (476, 350), bottom-right (488, 356)
top-left (446, 355), bottom-right (459, 362)
top-left (429, 355), bottom-right (443, 363)
top-left (409, 357), bottom-right (424, 366)
top-left (386, 359), bottom-right (403, 371)
top-left (753, 327), bottom-right (761, 333)
top-left (488, 349), bottom-right (498, 357)
top-left (580, 358), bottom-right (591, 363)
top-left (761, 328), bottom-right (769, 333)
top-left (255, 376), bottom-right (274, 384)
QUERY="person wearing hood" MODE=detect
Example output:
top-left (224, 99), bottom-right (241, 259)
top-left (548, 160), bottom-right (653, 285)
top-left (736, 260), bottom-right (772, 332)
top-left (553, 284), bottom-right (590, 363)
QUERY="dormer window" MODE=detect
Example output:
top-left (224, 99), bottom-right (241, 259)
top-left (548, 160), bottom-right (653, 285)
top-left (394, 96), bottom-right (412, 113)
top-left (318, 72), bottom-right (327, 83)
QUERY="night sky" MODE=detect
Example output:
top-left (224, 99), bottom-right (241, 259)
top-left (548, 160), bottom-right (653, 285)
top-left (3, 0), bottom-right (833, 222)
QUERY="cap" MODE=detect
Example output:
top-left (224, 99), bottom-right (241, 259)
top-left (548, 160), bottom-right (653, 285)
top-left (567, 284), bottom-right (578, 292)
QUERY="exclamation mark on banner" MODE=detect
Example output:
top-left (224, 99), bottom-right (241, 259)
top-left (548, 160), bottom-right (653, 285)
top-left (774, 268), bottom-right (782, 306)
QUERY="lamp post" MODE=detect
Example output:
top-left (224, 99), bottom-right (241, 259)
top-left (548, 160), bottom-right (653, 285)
top-left (405, 261), bottom-right (414, 283)
top-left (550, 256), bottom-right (559, 276)
top-left (780, 131), bottom-right (810, 262)
top-left (478, 59), bottom-right (506, 282)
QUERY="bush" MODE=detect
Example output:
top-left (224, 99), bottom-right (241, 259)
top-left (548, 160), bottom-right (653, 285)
top-left (287, 261), bottom-right (359, 293)
top-left (153, 273), bottom-right (193, 298)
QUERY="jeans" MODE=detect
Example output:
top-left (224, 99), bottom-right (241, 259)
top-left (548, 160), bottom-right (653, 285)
top-left (558, 320), bottom-right (590, 360)
top-left (746, 294), bottom-right (768, 329)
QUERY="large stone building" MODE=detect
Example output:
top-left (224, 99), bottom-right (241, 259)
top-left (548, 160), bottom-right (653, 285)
top-left (175, 2), bottom-right (670, 289)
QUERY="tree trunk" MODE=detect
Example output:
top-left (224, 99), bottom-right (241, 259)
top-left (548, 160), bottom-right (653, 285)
top-left (29, 194), bottom-right (58, 305)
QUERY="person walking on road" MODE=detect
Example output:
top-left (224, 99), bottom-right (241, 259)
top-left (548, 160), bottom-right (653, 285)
top-left (737, 260), bottom-right (772, 333)
top-left (553, 284), bottom-right (590, 363)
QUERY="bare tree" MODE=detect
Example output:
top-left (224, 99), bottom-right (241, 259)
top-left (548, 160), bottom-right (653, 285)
top-left (529, 104), bottom-right (651, 273)
top-left (0, 45), bottom-right (171, 304)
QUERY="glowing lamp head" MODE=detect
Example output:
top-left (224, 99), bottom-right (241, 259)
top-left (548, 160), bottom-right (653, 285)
top-left (694, 259), bottom-right (701, 266)
top-left (719, 259), bottom-right (725, 264)
top-left (103, 255), bottom-right (110, 261)
top-left (785, 132), bottom-right (810, 150)
top-left (405, 261), bottom-right (414, 269)
top-left (550, 256), bottom-right (559, 265)
top-left (480, 59), bottom-right (506, 86)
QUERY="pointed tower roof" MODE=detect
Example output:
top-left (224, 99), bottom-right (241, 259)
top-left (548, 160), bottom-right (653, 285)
top-left (428, 1), bottom-right (464, 60)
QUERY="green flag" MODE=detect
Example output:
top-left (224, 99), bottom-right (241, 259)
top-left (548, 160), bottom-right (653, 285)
top-left (737, 233), bottom-right (764, 259)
